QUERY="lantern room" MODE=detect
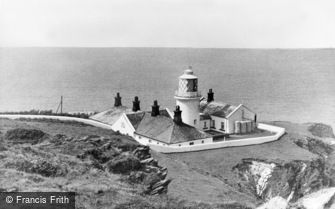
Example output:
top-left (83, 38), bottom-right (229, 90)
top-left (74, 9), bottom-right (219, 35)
top-left (176, 67), bottom-right (200, 98)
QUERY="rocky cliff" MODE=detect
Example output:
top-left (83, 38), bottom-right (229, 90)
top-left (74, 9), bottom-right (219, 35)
top-left (234, 122), bottom-right (335, 209)
top-left (156, 121), bottom-right (335, 209)
top-left (0, 118), bottom-right (172, 209)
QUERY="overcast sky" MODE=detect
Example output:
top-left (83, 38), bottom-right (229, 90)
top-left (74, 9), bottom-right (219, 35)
top-left (1, 0), bottom-right (335, 48)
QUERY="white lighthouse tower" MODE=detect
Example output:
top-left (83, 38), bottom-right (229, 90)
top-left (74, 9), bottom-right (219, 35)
top-left (174, 67), bottom-right (201, 128)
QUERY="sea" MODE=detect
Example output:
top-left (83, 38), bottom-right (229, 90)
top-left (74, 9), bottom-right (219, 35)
top-left (1, 48), bottom-right (335, 128)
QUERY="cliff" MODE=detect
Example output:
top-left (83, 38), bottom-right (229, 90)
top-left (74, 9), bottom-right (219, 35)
top-left (153, 121), bottom-right (335, 208)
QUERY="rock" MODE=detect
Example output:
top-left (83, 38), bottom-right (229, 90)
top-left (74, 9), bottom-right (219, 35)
top-left (293, 136), bottom-right (333, 158)
top-left (158, 170), bottom-right (168, 179)
top-left (151, 178), bottom-right (171, 190)
top-left (133, 146), bottom-right (151, 160)
top-left (5, 128), bottom-right (47, 144)
top-left (106, 154), bottom-right (142, 174)
top-left (80, 145), bottom-right (120, 164)
top-left (142, 171), bottom-right (171, 195)
top-left (291, 187), bottom-right (335, 209)
top-left (128, 171), bottom-right (146, 183)
top-left (149, 185), bottom-right (166, 195)
top-left (143, 172), bottom-right (162, 188)
top-left (308, 123), bottom-right (335, 138)
top-left (234, 158), bottom-right (332, 202)
top-left (140, 157), bottom-right (154, 164)
top-left (30, 159), bottom-right (68, 177)
top-left (257, 196), bottom-right (288, 209)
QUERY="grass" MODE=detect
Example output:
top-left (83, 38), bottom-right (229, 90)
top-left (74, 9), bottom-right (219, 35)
top-left (1, 118), bottom-right (254, 208)
top-left (153, 124), bottom-right (319, 207)
top-left (0, 118), bottom-right (333, 208)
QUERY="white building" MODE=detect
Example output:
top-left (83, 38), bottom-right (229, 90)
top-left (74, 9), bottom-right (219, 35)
top-left (175, 67), bottom-right (257, 135)
top-left (174, 67), bottom-right (201, 129)
top-left (90, 67), bottom-right (258, 147)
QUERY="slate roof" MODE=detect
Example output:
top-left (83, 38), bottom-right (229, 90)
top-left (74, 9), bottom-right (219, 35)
top-left (126, 112), bottom-right (145, 129)
top-left (200, 100), bottom-right (237, 119)
top-left (200, 114), bottom-right (211, 120)
top-left (131, 111), bottom-right (210, 144)
top-left (126, 109), bottom-right (171, 129)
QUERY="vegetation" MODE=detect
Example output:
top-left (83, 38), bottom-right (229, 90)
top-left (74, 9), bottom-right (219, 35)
top-left (0, 109), bottom-right (95, 119)
top-left (0, 118), bottom-right (334, 208)
top-left (5, 128), bottom-right (47, 144)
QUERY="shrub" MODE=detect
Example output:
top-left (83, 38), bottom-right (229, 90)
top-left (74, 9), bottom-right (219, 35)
top-left (106, 154), bottom-right (142, 174)
top-left (5, 128), bottom-right (47, 144)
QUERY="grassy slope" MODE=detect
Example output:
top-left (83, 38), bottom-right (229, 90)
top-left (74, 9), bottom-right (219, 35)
top-left (0, 118), bottom-right (333, 209)
top-left (153, 122), bottom-right (320, 207)
top-left (0, 118), bottom-right (141, 209)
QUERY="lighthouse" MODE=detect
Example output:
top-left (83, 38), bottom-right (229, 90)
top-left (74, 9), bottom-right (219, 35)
top-left (174, 67), bottom-right (201, 128)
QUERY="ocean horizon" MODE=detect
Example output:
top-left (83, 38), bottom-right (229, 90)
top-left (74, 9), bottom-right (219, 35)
top-left (1, 47), bottom-right (334, 128)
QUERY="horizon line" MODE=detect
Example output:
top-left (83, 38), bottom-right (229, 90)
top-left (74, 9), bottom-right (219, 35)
top-left (1, 46), bottom-right (335, 50)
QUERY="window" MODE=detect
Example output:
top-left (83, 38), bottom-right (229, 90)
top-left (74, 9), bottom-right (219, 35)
top-left (139, 136), bottom-right (142, 139)
top-left (211, 120), bottom-right (215, 128)
top-left (189, 142), bottom-right (194, 145)
top-left (204, 121), bottom-right (207, 129)
top-left (194, 119), bottom-right (197, 125)
top-left (186, 79), bottom-right (198, 92)
top-left (179, 144), bottom-right (181, 146)
top-left (202, 140), bottom-right (204, 143)
top-left (221, 122), bottom-right (225, 131)
top-left (148, 139), bottom-right (152, 143)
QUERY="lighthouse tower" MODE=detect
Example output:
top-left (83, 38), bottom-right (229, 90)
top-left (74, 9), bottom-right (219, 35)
top-left (174, 67), bottom-right (200, 128)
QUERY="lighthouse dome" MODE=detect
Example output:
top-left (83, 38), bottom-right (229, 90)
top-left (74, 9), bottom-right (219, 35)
top-left (179, 67), bottom-right (198, 79)
top-left (185, 69), bottom-right (193, 75)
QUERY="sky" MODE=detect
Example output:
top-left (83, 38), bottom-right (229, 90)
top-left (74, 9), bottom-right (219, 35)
top-left (1, 0), bottom-right (335, 48)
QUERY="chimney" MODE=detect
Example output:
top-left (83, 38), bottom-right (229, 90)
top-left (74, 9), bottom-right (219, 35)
top-left (132, 96), bottom-right (140, 112)
top-left (173, 106), bottom-right (182, 124)
top-left (114, 92), bottom-right (122, 107)
top-left (207, 89), bottom-right (214, 103)
top-left (151, 100), bottom-right (160, 116)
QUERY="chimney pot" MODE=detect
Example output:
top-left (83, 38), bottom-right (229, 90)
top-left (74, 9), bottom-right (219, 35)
top-left (151, 100), bottom-right (160, 116)
top-left (132, 96), bottom-right (140, 112)
top-left (174, 105), bottom-right (183, 124)
top-left (114, 92), bottom-right (122, 107)
top-left (207, 89), bottom-right (214, 103)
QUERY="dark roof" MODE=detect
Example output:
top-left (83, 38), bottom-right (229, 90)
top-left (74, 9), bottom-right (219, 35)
top-left (200, 100), bottom-right (237, 118)
top-left (126, 109), bottom-right (171, 130)
top-left (126, 112), bottom-right (145, 129)
top-left (200, 114), bottom-right (211, 120)
top-left (131, 111), bottom-right (210, 144)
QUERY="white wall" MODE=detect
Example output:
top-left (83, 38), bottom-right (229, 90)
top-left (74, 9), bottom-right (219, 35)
top-left (133, 133), bottom-right (213, 147)
top-left (210, 116), bottom-right (228, 133)
top-left (199, 119), bottom-right (210, 130)
top-left (227, 106), bottom-right (256, 134)
top-left (176, 98), bottom-right (200, 128)
top-left (111, 113), bottom-right (135, 136)
top-left (148, 123), bottom-right (285, 153)
top-left (169, 137), bottom-right (213, 147)
top-left (133, 133), bottom-right (169, 146)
